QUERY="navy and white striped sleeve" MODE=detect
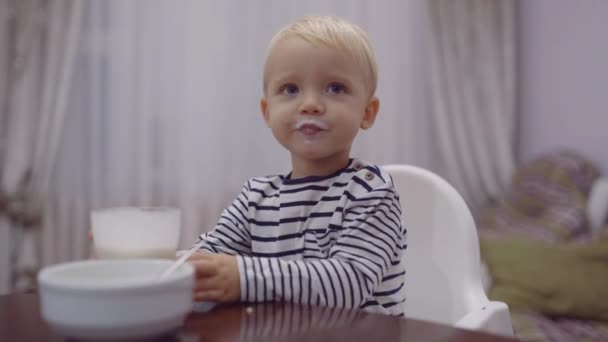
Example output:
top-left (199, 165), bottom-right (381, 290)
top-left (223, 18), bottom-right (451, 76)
top-left (196, 182), bottom-right (252, 256)
top-left (236, 181), bottom-right (404, 308)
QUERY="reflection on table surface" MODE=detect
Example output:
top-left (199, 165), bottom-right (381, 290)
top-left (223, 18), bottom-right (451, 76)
top-left (0, 294), bottom-right (519, 342)
top-left (182, 302), bottom-right (517, 342)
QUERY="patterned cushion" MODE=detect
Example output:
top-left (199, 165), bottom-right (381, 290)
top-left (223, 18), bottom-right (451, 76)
top-left (478, 150), bottom-right (601, 242)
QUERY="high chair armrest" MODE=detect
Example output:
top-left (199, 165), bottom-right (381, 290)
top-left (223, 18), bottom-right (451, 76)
top-left (455, 301), bottom-right (513, 337)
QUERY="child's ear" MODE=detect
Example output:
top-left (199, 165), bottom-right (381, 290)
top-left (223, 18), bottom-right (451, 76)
top-left (360, 96), bottom-right (380, 130)
top-left (260, 97), bottom-right (270, 127)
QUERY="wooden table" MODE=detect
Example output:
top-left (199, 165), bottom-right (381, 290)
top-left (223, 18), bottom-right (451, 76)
top-left (0, 294), bottom-right (518, 341)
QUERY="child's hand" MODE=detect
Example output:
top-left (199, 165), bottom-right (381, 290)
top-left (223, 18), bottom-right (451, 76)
top-left (187, 253), bottom-right (240, 303)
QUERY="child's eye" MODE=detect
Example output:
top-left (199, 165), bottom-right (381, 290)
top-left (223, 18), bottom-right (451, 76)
top-left (281, 84), bottom-right (299, 95)
top-left (326, 82), bottom-right (346, 95)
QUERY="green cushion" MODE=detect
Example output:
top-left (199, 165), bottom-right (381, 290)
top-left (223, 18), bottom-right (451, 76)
top-left (481, 236), bottom-right (608, 321)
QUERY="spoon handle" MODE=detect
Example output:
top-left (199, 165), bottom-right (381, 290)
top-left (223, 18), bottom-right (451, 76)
top-left (160, 236), bottom-right (206, 279)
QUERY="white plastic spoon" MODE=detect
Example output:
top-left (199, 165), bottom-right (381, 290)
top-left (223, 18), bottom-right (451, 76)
top-left (160, 236), bottom-right (206, 279)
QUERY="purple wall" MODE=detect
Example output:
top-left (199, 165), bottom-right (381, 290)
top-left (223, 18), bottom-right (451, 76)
top-left (519, 0), bottom-right (608, 175)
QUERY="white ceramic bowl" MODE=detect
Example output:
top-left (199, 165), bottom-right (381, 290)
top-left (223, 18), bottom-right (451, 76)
top-left (38, 259), bottom-right (194, 340)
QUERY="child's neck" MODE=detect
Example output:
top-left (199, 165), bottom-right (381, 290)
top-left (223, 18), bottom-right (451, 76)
top-left (290, 154), bottom-right (351, 179)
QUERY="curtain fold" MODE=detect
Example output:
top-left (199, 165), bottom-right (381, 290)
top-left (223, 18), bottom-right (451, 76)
top-left (0, 0), bottom-right (83, 294)
top-left (426, 0), bottom-right (518, 208)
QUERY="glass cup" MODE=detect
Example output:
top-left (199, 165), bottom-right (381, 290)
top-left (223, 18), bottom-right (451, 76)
top-left (91, 207), bottom-right (181, 259)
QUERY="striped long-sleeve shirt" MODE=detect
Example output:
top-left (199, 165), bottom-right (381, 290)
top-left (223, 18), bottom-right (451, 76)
top-left (198, 159), bottom-right (407, 316)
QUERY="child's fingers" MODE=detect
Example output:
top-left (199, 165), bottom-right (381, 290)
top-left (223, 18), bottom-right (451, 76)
top-left (194, 289), bottom-right (224, 302)
top-left (190, 259), bottom-right (218, 277)
top-left (194, 275), bottom-right (222, 292)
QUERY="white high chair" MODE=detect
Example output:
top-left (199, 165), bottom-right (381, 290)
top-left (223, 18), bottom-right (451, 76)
top-left (383, 164), bottom-right (514, 337)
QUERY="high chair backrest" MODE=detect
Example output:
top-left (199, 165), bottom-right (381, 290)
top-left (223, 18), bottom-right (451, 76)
top-left (383, 164), bottom-right (488, 325)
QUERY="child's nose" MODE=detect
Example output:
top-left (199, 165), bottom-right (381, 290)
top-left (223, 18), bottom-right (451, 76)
top-left (299, 94), bottom-right (324, 115)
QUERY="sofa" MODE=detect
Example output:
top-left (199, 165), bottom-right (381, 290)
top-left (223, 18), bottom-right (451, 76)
top-left (476, 151), bottom-right (608, 341)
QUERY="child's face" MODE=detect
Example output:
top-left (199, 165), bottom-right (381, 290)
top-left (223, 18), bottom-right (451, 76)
top-left (261, 37), bottom-right (379, 169)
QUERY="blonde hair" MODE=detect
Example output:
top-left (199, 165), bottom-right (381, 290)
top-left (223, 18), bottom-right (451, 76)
top-left (263, 16), bottom-right (378, 96)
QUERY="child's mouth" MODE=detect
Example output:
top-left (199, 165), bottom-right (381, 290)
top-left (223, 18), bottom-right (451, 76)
top-left (294, 118), bottom-right (328, 137)
top-left (299, 124), bottom-right (325, 136)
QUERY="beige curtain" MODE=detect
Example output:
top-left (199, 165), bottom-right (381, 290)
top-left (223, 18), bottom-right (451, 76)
top-left (0, 0), bottom-right (83, 294)
top-left (426, 0), bottom-right (517, 207)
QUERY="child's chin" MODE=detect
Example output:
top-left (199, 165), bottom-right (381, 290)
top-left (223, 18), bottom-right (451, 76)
top-left (292, 149), bottom-right (332, 160)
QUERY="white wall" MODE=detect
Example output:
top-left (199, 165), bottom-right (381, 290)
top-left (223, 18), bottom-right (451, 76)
top-left (519, 0), bottom-right (608, 175)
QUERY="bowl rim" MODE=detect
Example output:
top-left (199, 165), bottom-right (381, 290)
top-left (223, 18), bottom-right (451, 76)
top-left (38, 259), bottom-right (193, 292)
